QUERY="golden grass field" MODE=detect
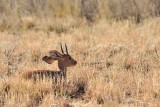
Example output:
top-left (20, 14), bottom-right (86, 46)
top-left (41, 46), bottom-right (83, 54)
top-left (0, 16), bottom-right (160, 107)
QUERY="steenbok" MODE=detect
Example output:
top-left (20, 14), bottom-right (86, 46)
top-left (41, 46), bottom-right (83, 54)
top-left (22, 44), bottom-right (77, 83)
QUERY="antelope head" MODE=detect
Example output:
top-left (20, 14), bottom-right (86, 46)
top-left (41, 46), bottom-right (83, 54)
top-left (42, 44), bottom-right (77, 70)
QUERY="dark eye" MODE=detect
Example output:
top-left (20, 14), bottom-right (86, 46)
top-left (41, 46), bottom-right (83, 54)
top-left (68, 57), bottom-right (71, 60)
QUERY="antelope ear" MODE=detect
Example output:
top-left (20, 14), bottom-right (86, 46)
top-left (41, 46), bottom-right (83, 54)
top-left (42, 50), bottom-right (63, 64)
top-left (49, 50), bottom-right (63, 59)
top-left (42, 56), bottom-right (55, 64)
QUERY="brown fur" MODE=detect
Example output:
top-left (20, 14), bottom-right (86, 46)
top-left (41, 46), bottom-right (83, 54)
top-left (21, 70), bottom-right (63, 83)
top-left (21, 45), bottom-right (77, 83)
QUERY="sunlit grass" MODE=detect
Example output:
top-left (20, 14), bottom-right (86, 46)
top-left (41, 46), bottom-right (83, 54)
top-left (0, 17), bottom-right (160, 106)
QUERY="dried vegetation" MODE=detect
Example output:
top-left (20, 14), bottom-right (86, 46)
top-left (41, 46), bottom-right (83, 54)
top-left (0, 0), bottom-right (160, 107)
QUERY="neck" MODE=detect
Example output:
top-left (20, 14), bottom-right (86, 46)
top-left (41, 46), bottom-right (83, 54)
top-left (58, 60), bottom-right (67, 72)
top-left (58, 60), bottom-right (67, 71)
top-left (60, 67), bottom-right (67, 72)
top-left (58, 60), bottom-right (67, 80)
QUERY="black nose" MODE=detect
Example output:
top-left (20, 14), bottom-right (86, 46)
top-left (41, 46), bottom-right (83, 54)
top-left (74, 61), bottom-right (77, 65)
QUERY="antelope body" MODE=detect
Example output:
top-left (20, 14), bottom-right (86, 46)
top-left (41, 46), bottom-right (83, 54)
top-left (22, 44), bottom-right (77, 83)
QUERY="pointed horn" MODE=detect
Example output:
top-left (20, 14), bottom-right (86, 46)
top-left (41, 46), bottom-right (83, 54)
top-left (60, 44), bottom-right (64, 54)
top-left (65, 43), bottom-right (68, 54)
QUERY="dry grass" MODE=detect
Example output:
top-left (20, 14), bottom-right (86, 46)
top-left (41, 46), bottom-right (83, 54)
top-left (0, 0), bottom-right (160, 31)
top-left (0, 17), bottom-right (160, 107)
